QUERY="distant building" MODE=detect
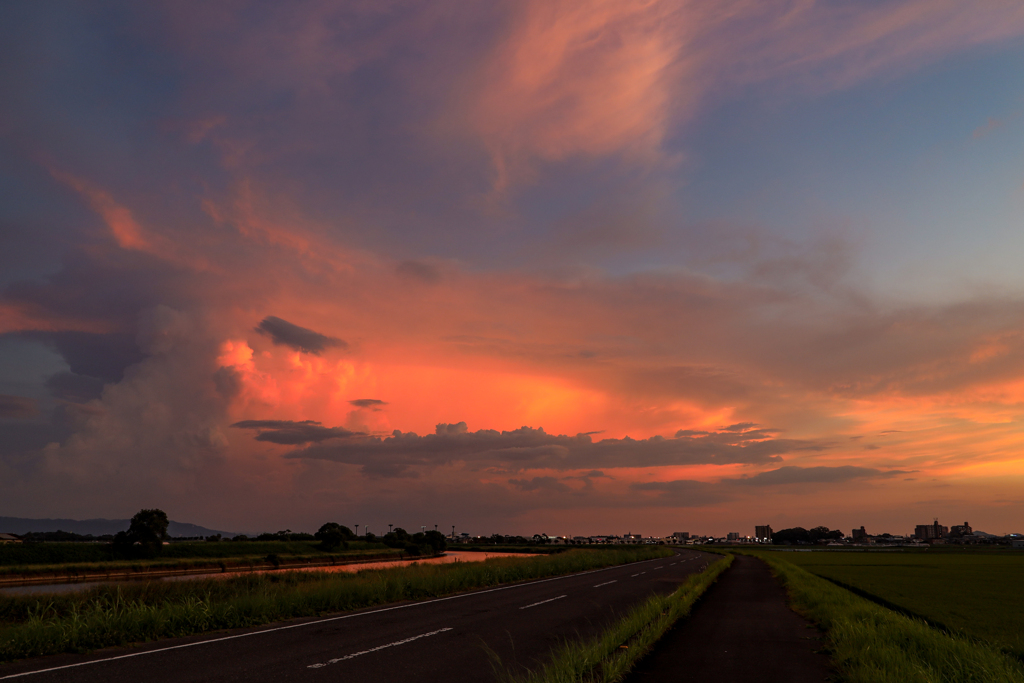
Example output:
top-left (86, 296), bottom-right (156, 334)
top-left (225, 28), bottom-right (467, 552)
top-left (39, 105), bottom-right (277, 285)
top-left (0, 533), bottom-right (21, 543)
top-left (672, 532), bottom-right (690, 542)
top-left (727, 532), bottom-right (740, 541)
top-left (914, 519), bottom-right (948, 541)
top-left (755, 525), bottom-right (773, 543)
top-left (1012, 540), bottom-right (1024, 549)
top-left (949, 521), bottom-right (973, 537)
top-left (852, 526), bottom-right (868, 541)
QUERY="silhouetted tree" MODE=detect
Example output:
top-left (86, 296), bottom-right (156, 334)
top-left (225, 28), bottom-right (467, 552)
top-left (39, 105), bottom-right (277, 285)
top-left (315, 523), bottom-right (353, 551)
top-left (113, 508), bottom-right (169, 557)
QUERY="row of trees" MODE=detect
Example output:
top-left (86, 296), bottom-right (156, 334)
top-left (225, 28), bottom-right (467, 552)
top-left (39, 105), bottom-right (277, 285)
top-left (101, 511), bottom-right (448, 558)
top-left (772, 526), bottom-right (845, 545)
top-left (314, 523), bottom-right (447, 555)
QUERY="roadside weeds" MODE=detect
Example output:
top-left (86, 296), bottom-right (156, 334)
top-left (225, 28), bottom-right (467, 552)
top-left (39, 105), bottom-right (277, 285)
top-left (758, 554), bottom-right (1024, 683)
top-left (496, 554), bottom-right (732, 683)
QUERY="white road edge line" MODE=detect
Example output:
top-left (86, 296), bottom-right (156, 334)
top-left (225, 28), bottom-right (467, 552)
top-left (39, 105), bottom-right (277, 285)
top-left (307, 627), bottom-right (453, 669)
top-left (0, 554), bottom-right (671, 680)
top-left (630, 574), bottom-right (640, 577)
top-left (593, 580), bottom-right (618, 588)
top-left (519, 595), bottom-right (567, 610)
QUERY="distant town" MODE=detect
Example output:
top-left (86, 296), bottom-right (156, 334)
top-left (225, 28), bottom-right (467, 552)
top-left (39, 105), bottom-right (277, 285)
top-left (445, 519), bottom-right (1024, 548)
top-left (2, 517), bottom-right (1022, 548)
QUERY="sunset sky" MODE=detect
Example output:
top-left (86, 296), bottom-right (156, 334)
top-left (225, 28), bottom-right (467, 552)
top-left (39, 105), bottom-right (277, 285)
top-left (2, 1), bottom-right (1024, 537)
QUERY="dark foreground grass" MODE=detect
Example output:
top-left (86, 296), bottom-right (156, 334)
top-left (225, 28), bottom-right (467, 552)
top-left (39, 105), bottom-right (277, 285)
top-left (498, 555), bottom-right (732, 683)
top-left (769, 548), bottom-right (1024, 660)
top-left (755, 553), bottom-right (1024, 683)
top-left (0, 547), bottom-right (671, 663)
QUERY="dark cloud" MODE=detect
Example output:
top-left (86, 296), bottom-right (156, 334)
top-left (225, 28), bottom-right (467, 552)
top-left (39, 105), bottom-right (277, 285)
top-left (254, 317), bottom-right (347, 355)
top-left (396, 260), bottom-right (441, 284)
top-left (629, 479), bottom-right (730, 507)
top-left (277, 421), bottom-right (823, 477)
top-left (45, 372), bottom-right (106, 403)
top-left (630, 465), bottom-right (911, 507)
top-left (508, 476), bottom-right (570, 493)
top-left (731, 465), bottom-right (912, 486)
top-left (17, 332), bottom-right (145, 382)
top-left (230, 419), bottom-right (362, 445)
top-left (349, 398), bottom-right (388, 409)
top-left (0, 395), bottom-right (38, 419)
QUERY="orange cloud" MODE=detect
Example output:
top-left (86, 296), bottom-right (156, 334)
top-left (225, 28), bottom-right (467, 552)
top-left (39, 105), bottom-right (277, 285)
top-left (464, 0), bottom-right (1024, 188)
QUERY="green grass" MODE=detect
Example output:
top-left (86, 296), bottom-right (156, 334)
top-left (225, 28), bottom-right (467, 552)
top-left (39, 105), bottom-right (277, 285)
top-left (0, 547), bottom-right (671, 663)
top-left (498, 555), bottom-right (732, 683)
top-left (766, 549), bottom-right (1024, 660)
top-left (753, 553), bottom-right (1024, 683)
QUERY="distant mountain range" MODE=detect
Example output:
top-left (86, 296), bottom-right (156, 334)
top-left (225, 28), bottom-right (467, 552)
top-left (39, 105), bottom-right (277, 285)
top-left (0, 516), bottom-right (237, 538)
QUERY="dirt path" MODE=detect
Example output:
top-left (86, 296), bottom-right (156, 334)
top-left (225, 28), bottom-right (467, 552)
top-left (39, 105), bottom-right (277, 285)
top-left (625, 554), bottom-right (831, 683)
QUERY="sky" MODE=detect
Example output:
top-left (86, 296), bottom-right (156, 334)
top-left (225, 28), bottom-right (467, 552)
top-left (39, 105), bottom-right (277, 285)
top-left (2, 1), bottom-right (1024, 537)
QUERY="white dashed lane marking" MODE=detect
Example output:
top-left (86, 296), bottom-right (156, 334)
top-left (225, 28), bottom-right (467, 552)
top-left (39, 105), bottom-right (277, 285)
top-left (307, 628), bottom-right (453, 669)
top-left (593, 580), bottom-right (618, 588)
top-left (520, 595), bottom-right (567, 610)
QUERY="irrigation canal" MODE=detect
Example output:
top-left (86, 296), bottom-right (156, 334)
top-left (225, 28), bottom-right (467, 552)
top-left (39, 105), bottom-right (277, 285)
top-left (0, 549), bottom-right (718, 682)
top-left (0, 551), bottom-right (537, 596)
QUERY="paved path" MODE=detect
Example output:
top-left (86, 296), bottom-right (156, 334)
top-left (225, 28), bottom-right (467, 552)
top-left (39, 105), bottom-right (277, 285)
top-left (626, 554), bottom-right (831, 683)
top-left (0, 550), bottom-right (716, 683)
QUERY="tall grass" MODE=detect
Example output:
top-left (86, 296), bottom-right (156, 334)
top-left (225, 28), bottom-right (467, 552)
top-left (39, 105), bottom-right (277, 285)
top-left (0, 547), bottom-right (670, 662)
top-left (760, 554), bottom-right (1024, 683)
top-left (500, 555), bottom-right (732, 683)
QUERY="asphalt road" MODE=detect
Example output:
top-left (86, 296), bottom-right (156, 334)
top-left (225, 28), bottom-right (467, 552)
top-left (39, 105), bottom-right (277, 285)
top-left (0, 549), bottom-right (719, 683)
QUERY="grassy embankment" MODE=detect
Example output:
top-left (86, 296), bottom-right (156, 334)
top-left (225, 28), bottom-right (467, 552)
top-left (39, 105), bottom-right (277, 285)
top-left (0, 546), bottom-right (671, 663)
top-left (747, 550), bottom-right (1024, 683)
top-left (770, 548), bottom-right (1024, 661)
top-left (0, 541), bottom-right (397, 579)
top-left (499, 553), bottom-right (732, 683)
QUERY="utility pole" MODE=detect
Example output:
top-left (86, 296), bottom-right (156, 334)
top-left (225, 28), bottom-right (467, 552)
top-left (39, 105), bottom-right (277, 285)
top-left (452, 525), bottom-right (455, 539)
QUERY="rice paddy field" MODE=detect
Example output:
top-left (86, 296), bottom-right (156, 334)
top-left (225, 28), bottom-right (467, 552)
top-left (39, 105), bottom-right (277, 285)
top-left (765, 548), bottom-right (1024, 660)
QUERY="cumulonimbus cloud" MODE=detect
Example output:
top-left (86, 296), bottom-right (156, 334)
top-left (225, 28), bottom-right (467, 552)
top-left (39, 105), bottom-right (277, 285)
top-left (254, 316), bottom-right (347, 355)
top-left (0, 395), bottom-right (39, 419)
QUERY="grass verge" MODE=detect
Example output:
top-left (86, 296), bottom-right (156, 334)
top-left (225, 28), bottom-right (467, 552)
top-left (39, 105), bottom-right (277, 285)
top-left (758, 553), bottom-right (1024, 683)
top-left (0, 547), bottom-right (670, 663)
top-left (498, 554), bottom-right (732, 683)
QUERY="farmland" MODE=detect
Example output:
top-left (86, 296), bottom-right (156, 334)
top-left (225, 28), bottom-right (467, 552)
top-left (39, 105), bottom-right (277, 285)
top-left (761, 548), bottom-right (1024, 660)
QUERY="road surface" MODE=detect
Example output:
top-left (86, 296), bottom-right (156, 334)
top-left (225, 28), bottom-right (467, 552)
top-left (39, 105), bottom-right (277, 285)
top-left (626, 554), bottom-right (830, 683)
top-left (0, 549), bottom-right (719, 682)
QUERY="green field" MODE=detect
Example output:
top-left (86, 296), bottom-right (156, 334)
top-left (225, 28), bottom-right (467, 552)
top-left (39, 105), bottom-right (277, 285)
top-left (763, 549), bottom-right (1024, 660)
